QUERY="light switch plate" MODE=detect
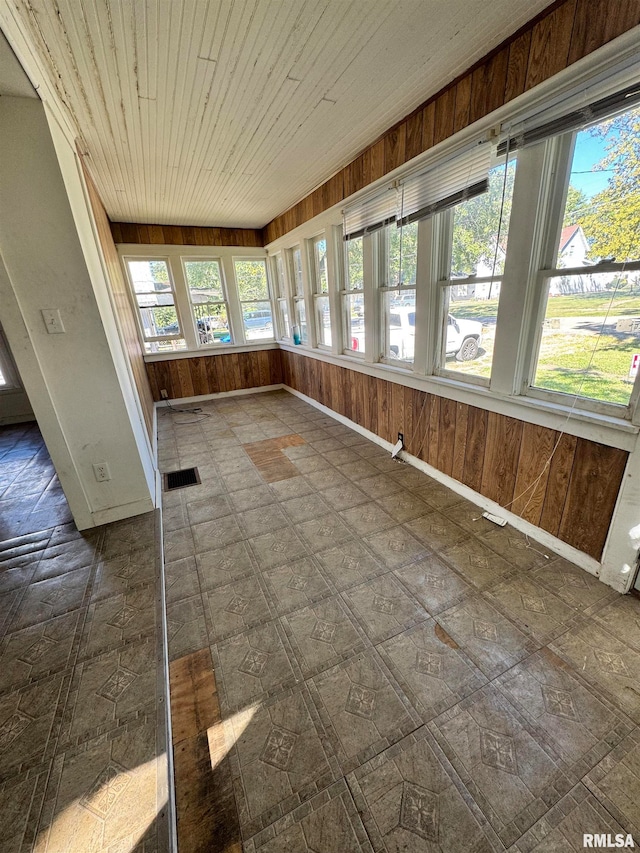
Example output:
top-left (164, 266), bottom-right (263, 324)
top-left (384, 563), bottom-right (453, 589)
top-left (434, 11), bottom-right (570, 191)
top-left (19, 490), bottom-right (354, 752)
top-left (41, 309), bottom-right (65, 334)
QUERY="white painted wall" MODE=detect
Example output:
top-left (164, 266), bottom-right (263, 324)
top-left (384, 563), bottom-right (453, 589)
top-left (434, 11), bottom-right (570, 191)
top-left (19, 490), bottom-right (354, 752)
top-left (0, 95), bottom-right (155, 528)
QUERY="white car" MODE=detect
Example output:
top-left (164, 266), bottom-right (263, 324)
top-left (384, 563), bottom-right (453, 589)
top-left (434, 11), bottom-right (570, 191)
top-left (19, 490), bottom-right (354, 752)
top-left (385, 307), bottom-right (482, 361)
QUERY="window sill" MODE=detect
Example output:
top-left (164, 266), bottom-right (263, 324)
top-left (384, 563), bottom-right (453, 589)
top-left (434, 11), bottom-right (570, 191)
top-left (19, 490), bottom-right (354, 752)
top-left (278, 343), bottom-right (639, 450)
top-left (143, 340), bottom-right (279, 362)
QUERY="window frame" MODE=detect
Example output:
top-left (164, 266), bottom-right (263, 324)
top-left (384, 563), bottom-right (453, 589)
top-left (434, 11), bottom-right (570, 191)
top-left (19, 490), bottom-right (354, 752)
top-left (0, 326), bottom-right (20, 392)
top-left (122, 255), bottom-right (188, 354)
top-left (341, 234), bottom-right (366, 358)
top-left (181, 256), bottom-right (233, 349)
top-left (377, 222), bottom-right (418, 368)
top-left (232, 256), bottom-right (276, 345)
top-left (270, 252), bottom-right (292, 342)
top-left (309, 233), bottom-right (332, 350)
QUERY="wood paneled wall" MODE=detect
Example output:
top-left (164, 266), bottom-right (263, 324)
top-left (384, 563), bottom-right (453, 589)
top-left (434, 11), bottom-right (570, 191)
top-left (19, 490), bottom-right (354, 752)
top-left (110, 221), bottom-right (263, 247)
top-left (82, 164), bottom-right (155, 439)
top-left (281, 350), bottom-right (627, 561)
top-left (145, 349), bottom-right (282, 401)
top-left (264, 0), bottom-right (640, 243)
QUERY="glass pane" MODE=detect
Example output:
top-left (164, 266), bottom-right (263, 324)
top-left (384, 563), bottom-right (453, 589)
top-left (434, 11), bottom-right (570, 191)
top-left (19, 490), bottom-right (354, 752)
top-left (242, 300), bottom-right (274, 340)
top-left (558, 106), bottom-right (640, 266)
top-left (136, 291), bottom-right (175, 308)
top-left (127, 259), bottom-right (171, 295)
top-left (533, 272), bottom-right (640, 405)
top-left (235, 259), bottom-right (269, 300)
top-left (314, 238), bottom-right (328, 293)
top-left (442, 286), bottom-right (496, 379)
top-left (345, 293), bottom-right (365, 353)
top-left (450, 157), bottom-right (516, 278)
top-left (385, 290), bottom-right (415, 362)
top-left (387, 222), bottom-right (418, 287)
top-left (316, 296), bottom-right (331, 346)
top-left (345, 237), bottom-right (364, 290)
top-left (291, 247), bottom-right (304, 297)
top-left (184, 260), bottom-right (224, 302)
top-left (278, 299), bottom-right (290, 339)
top-left (295, 299), bottom-right (308, 343)
top-left (140, 305), bottom-right (180, 339)
top-left (275, 255), bottom-right (287, 299)
top-left (193, 302), bottom-right (231, 344)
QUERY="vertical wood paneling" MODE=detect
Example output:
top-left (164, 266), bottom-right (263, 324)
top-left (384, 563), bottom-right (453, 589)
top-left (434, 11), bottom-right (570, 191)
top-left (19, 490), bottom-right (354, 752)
top-left (539, 433), bottom-right (577, 537)
top-left (452, 74), bottom-right (472, 134)
top-left (485, 46), bottom-right (510, 114)
top-left (278, 351), bottom-right (627, 560)
top-left (433, 87), bottom-right (456, 146)
top-left (405, 110), bottom-right (425, 161)
top-left (111, 222), bottom-right (263, 247)
top-left (558, 439), bottom-right (628, 557)
top-left (504, 30), bottom-right (532, 102)
top-left (524, 0), bottom-right (577, 91)
top-left (384, 124), bottom-right (407, 173)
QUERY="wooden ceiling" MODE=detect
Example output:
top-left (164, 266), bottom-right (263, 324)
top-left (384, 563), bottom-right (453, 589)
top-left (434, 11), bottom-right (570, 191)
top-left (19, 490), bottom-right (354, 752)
top-left (1, 0), bottom-right (552, 228)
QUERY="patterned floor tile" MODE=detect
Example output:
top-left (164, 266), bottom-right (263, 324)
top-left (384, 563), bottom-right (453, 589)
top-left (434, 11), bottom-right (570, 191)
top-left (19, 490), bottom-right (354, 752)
top-left (247, 779), bottom-right (373, 852)
top-left (356, 474), bottom-right (404, 499)
top-left (583, 728), bottom-right (640, 841)
top-left (480, 527), bottom-right (553, 571)
top-left (225, 684), bottom-right (340, 840)
top-left (203, 574), bottom-right (274, 642)
top-left (373, 491), bottom-right (433, 524)
top-left (430, 686), bottom-right (574, 847)
top-left (348, 727), bottom-right (501, 853)
top-left (9, 567), bottom-right (91, 632)
top-left (262, 556), bottom-right (333, 616)
top-left (0, 763), bottom-right (50, 853)
top-left (282, 595), bottom-right (367, 678)
top-left (34, 716), bottom-right (162, 853)
top-left (593, 594), bottom-right (640, 652)
top-left (444, 500), bottom-right (497, 536)
top-left (340, 459), bottom-right (380, 482)
top-left (248, 528), bottom-right (309, 571)
top-left (508, 784), bottom-right (629, 852)
top-left (340, 502), bottom-right (397, 537)
top-left (550, 623), bottom-right (640, 722)
top-left (404, 512), bottom-right (466, 552)
top-left (394, 554), bottom-right (474, 615)
top-left (304, 469), bottom-right (350, 492)
top-left (237, 505), bottom-right (290, 539)
top-left (297, 513), bottom-right (353, 553)
top-left (267, 475), bottom-right (314, 501)
top-left (440, 538), bottom-right (515, 589)
top-left (315, 540), bottom-right (386, 592)
top-left (496, 649), bottom-right (634, 778)
top-left (166, 594), bottom-right (209, 661)
top-left (196, 540), bottom-right (257, 590)
top-left (61, 638), bottom-right (156, 746)
top-left (531, 559), bottom-right (619, 612)
top-left (486, 575), bottom-right (581, 644)
top-left (0, 610), bottom-right (80, 695)
top-left (308, 649), bottom-right (420, 774)
top-left (186, 494), bottom-right (234, 526)
top-left (228, 485), bottom-right (277, 513)
top-left (280, 493), bottom-right (333, 524)
top-left (364, 526), bottom-right (429, 570)
top-left (378, 620), bottom-right (487, 722)
top-left (437, 596), bottom-right (538, 679)
top-left (342, 574), bottom-right (430, 644)
top-left (79, 584), bottom-right (156, 660)
top-left (192, 515), bottom-right (245, 553)
top-left (212, 620), bottom-right (302, 713)
top-left (0, 672), bottom-right (69, 779)
top-left (164, 555), bottom-right (201, 604)
top-left (91, 547), bottom-right (157, 602)
top-left (33, 536), bottom-right (98, 582)
top-left (320, 482), bottom-right (370, 511)
top-left (413, 479), bottom-right (463, 510)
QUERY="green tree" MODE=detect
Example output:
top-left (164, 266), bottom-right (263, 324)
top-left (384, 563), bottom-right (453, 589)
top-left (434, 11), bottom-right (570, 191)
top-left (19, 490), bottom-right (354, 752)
top-left (580, 106), bottom-right (640, 261)
top-left (450, 160), bottom-right (515, 275)
top-left (563, 185), bottom-right (589, 227)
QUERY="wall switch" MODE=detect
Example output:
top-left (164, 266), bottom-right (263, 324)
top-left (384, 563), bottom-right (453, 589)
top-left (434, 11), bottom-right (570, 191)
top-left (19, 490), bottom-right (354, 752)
top-left (93, 462), bottom-right (111, 482)
top-left (41, 309), bottom-right (66, 334)
top-left (160, 389), bottom-right (169, 399)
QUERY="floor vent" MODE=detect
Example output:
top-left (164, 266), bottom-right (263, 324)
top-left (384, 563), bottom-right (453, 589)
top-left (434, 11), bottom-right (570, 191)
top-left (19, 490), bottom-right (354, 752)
top-left (164, 467), bottom-right (200, 491)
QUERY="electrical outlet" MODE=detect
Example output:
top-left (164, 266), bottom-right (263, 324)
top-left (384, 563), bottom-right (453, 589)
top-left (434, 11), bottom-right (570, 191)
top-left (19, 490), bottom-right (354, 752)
top-left (398, 432), bottom-right (404, 445)
top-left (93, 462), bottom-right (111, 482)
top-left (160, 389), bottom-right (168, 399)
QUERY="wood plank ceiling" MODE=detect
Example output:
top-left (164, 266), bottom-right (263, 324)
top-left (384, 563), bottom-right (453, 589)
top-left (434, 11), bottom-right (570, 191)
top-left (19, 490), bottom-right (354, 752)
top-left (1, 0), bottom-right (552, 228)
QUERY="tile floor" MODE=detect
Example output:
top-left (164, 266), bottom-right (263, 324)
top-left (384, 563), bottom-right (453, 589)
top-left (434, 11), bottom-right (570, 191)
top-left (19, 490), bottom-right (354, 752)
top-left (0, 422), bottom-right (169, 853)
top-left (160, 390), bottom-right (640, 853)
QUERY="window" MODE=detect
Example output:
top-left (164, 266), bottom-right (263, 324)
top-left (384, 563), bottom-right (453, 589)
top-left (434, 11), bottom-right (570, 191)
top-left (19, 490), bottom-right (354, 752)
top-left (183, 259), bottom-right (231, 346)
top-left (233, 258), bottom-right (274, 342)
top-left (311, 235), bottom-right (331, 347)
top-left (530, 104), bottom-right (640, 411)
top-left (342, 236), bottom-right (365, 355)
top-left (271, 253), bottom-right (291, 340)
top-left (289, 246), bottom-right (308, 344)
top-left (125, 258), bottom-right (186, 354)
top-left (437, 156), bottom-right (516, 384)
top-left (379, 221), bottom-right (417, 363)
top-left (0, 326), bottom-right (18, 391)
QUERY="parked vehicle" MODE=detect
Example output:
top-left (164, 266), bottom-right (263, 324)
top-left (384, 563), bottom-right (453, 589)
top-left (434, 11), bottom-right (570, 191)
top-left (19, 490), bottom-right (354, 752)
top-left (384, 306), bottom-right (482, 361)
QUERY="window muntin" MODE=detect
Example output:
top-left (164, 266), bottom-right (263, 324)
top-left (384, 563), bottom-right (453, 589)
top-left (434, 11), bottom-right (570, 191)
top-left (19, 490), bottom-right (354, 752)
top-left (437, 157), bottom-right (516, 383)
top-left (380, 222), bottom-right (417, 363)
top-left (233, 259), bottom-right (274, 341)
top-left (183, 259), bottom-right (231, 346)
top-left (343, 236), bottom-right (365, 355)
top-left (530, 105), bottom-right (640, 411)
top-left (125, 259), bottom-right (186, 354)
top-left (311, 236), bottom-right (331, 347)
top-left (272, 254), bottom-right (291, 341)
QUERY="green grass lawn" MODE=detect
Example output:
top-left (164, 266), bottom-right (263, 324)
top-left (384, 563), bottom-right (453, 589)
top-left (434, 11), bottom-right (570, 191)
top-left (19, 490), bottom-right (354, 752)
top-left (451, 290), bottom-right (640, 321)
